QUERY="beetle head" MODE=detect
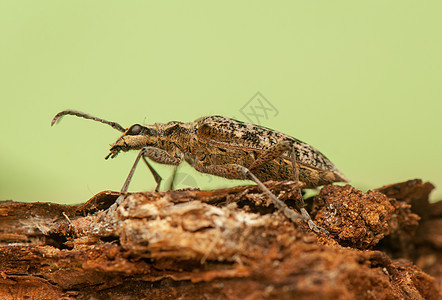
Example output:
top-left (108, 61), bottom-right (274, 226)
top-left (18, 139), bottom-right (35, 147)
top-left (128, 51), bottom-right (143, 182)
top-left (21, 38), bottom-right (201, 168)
top-left (106, 124), bottom-right (158, 159)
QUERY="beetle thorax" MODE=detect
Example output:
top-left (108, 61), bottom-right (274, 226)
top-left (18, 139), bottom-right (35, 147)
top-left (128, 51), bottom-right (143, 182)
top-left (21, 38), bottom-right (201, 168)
top-left (156, 121), bottom-right (193, 153)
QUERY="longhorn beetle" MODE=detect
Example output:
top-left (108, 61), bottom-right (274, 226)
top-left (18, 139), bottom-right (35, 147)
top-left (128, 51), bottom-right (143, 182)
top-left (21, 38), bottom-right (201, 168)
top-left (51, 110), bottom-right (348, 233)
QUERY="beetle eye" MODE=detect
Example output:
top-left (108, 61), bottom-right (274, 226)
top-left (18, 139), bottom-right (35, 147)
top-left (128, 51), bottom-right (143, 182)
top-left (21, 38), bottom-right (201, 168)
top-left (127, 124), bottom-right (142, 135)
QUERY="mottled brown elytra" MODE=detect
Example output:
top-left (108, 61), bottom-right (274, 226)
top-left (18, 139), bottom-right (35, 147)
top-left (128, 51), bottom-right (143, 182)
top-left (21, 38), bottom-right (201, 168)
top-left (51, 110), bottom-right (348, 233)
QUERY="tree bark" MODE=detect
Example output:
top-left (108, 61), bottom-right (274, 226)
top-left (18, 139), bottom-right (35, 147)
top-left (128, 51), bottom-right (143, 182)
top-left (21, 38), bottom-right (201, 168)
top-left (0, 180), bottom-right (440, 299)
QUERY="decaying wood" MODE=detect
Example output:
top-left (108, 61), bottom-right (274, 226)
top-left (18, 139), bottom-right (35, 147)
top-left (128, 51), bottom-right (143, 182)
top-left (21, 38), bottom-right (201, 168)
top-left (0, 180), bottom-right (440, 299)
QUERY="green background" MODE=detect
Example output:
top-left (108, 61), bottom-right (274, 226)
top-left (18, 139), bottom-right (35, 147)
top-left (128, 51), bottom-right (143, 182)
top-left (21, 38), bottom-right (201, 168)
top-left (1, 1), bottom-right (441, 204)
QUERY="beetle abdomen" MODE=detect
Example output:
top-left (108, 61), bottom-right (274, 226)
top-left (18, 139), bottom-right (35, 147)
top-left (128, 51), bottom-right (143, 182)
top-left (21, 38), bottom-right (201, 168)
top-left (194, 115), bottom-right (347, 184)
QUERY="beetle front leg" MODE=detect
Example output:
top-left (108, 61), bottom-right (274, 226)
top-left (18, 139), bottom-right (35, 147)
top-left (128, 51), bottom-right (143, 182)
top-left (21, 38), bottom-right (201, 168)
top-left (121, 147), bottom-right (183, 193)
top-left (141, 157), bottom-right (162, 192)
top-left (166, 167), bottom-right (178, 191)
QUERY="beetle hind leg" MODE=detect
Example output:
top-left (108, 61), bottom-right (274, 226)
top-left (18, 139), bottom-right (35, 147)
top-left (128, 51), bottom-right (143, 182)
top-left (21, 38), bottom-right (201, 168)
top-left (246, 141), bottom-right (328, 234)
top-left (188, 159), bottom-right (306, 223)
top-left (288, 143), bottom-right (328, 234)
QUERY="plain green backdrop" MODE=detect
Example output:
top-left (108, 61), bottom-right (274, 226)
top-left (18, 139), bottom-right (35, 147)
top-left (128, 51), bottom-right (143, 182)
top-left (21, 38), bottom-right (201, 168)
top-left (1, 1), bottom-right (441, 204)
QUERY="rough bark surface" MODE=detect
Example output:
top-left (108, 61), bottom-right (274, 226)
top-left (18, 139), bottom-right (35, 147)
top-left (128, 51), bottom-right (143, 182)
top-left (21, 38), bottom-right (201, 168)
top-left (0, 179), bottom-right (440, 299)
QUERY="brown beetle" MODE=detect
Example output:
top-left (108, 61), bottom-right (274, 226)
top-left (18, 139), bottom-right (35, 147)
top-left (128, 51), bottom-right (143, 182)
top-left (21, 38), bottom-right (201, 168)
top-left (52, 110), bottom-right (348, 233)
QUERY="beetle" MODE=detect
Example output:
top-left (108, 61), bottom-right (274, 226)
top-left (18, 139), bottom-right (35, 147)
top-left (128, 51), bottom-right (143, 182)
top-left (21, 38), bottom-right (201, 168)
top-left (51, 110), bottom-right (348, 233)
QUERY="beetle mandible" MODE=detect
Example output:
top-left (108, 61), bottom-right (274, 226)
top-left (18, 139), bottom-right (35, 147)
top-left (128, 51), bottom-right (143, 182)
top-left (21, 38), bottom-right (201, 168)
top-left (51, 110), bottom-right (348, 233)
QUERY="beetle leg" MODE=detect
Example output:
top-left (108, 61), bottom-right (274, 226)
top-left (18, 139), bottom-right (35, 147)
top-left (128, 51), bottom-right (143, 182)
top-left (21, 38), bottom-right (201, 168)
top-left (244, 141), bottom-right (328, 234)
top-left (166, 167), bottom-right (178, 191)
top-left (121, 147), bottom-right (183, 193)
top-left (249, 141), bottom-right (292, 172)
top-left (189, 160), bottom-right (306, 223)
top-left (141, 157), bottom-right (162, 192)
top-left (288, 143), bottom-right (328, 234)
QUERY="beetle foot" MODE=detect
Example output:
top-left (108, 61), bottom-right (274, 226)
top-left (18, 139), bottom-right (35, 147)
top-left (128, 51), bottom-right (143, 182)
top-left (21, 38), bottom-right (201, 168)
top-left (300, 208), bottom-right (328, 234)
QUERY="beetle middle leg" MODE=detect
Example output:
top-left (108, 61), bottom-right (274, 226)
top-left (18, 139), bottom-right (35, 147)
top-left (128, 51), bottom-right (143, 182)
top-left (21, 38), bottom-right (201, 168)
top-left (121, 147), bottom-right (183, 193)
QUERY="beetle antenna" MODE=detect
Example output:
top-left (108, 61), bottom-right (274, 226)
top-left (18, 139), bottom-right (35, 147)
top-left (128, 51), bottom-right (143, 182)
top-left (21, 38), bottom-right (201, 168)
top-left (51, 109), bottom-right (126, 133)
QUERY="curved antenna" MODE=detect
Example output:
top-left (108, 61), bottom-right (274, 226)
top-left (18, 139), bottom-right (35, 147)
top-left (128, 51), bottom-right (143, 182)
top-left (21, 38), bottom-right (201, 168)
top-left (51, 109), bottom-right (126, 133)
